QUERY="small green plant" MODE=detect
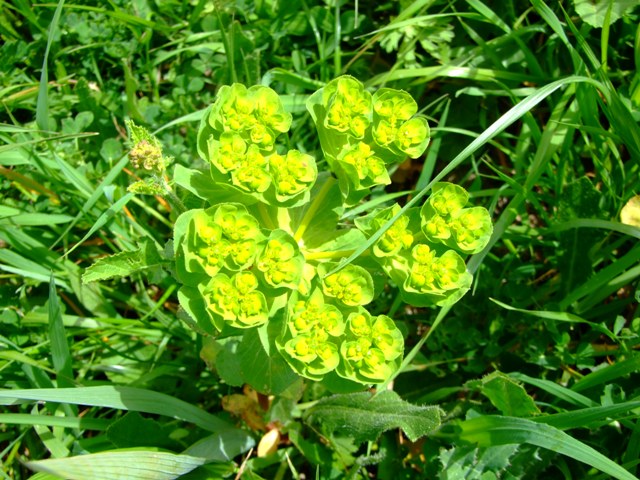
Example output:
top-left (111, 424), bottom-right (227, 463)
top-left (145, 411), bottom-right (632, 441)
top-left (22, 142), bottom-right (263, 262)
top-left (160, 75), bottom-right (493, 390)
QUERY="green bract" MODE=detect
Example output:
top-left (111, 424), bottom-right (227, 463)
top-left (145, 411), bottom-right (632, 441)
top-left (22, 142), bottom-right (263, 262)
top-left (257, 230), bottom-right (305, 290)
top-left (321, 264), bottom-right (375, 307)
top-left (336, 142), bottom-right (390, 192)
top-left (201, 271), bottom-right (269, 329)
top-left (166, 76), bottom-right (493, 389)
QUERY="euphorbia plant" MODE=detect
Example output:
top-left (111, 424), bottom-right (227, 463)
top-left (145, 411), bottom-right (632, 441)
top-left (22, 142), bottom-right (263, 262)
top-left (122, 75), bottom-right (493, 393)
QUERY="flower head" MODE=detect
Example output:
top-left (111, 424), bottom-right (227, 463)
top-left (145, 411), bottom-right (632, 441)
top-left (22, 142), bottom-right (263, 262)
top-left (322, 264), bottom-right (374, 307)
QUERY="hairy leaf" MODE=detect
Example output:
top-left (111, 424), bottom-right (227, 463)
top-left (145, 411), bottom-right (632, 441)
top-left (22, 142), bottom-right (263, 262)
top-left (82, 240), bottom-right (163, 283)
top-left (304, 390), bottom-right (443, 443)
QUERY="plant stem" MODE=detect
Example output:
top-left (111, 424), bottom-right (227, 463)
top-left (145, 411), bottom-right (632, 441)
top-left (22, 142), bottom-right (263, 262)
top-left (162, 178), bottom-right (187, 215)
top-left (294, 178), bottom-right (334, 242)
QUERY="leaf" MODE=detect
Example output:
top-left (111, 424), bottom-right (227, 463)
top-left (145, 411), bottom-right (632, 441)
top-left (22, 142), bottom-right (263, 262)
top-left (556, 177), bottom-right (605, 294)
top-left (82, 240), bottom-right (164, 283)
top-left (0, 386), bottom-right (233, 432)
top-left (63, 192), bottom-right (135, 258)
top-left (107, 412), bottom-right (177, 449)
top-left (621, 195), bottom-right (640, 227)
top-left (238, 326), bottom-right (300, 395)
top-left (173, 164), bottom-right (257, 205)
top-left (48, 274), bottom-right (74, 389)
top-left (0, 212), bottom-right (74, 226)
top-left (183, 430), bottom-right (256, 462)
top-left (212, 338), bottom-right (245, 388)
top-left (572, 0), bottom-right (637, 28)
top-left (36, 0), bottom-right (65, 131)
top-left (457, 415), bottom-right (639, 480)
top-left (439, 444), bottom-right (521, 480)
top-left (26, 450), bottom-right (206, 480)
top-left (304, 390), bottom-right (443, 443)
top-left (467, 371), bottom-right (540, 417)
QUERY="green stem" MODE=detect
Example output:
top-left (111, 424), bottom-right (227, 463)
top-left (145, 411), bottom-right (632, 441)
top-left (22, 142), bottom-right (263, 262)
top-left (162, 179), bottom-right (187, 215)
top-left (257, 203), bottom-right (277, 230)
top-left (293, 178), bottom-right (334, 242)
top-left (334, 0), bottom-right (342, 76)
top-left (277, 207), bottom-right (293, 235)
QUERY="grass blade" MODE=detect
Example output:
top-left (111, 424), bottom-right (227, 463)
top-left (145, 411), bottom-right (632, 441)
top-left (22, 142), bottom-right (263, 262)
top-left (0, 386), bottom-right (233, 432)
top-left (457, 415), bottom-right (639, 480)
top-left (36, 0), bottom-right (65, 131)
top-left (26, 450), bottom-right (206, 480)
top-left (48, 274), bottom-right (74, 389)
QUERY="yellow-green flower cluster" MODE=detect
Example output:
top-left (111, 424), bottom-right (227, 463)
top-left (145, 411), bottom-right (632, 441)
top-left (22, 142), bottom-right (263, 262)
top-left (256, 230), bottom-right (305, 290)
top-left (372, 89), bottom-right (430, 159)
top-left (278, 290), bottom-right (345, 380)
top-left (175, 203), bottom-right (305, 330)
top-left (307, 75), bottom-right (430, 204)
top-left (168, 79), bottom-right (494, 390)
top-left (277, 291), bottom-right (404, 384)
top-left (201, 271), bottom-right (268, 329)
top-left (200, 84), bottom-right (317, 206)
top-left (337, 310), bottom-right (404, 384)
top-left (421, 183), bottom-right (493, 254)
top-left (336, 142), bottom-right (390, 191)
top-left (405, 245), bottom-right (470, 304)
top-left (355, 182), bottom-right (491, 307)
top-left (323, 76), bottom-right (372, 138)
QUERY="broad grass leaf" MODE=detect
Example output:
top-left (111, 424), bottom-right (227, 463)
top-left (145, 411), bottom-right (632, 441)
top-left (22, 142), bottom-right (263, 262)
top-left (107, 412), bottom-right (177, 450)
top-left (509, 372), bottom-right (597, 408)
top-left (304, 390), bottom-right (443, 443)
top-left (0, 212), bottom-right (73, 226)
top-left (82, 240), bottom-right (164, 283)
top-left (0, 386), bottom-right (232, 432)
top-left (571, 355), bottom-right (640, 393)
top-left (26, 450), bottom-right (206, 480)
top-left (457, 415), bottom-right (638, 480)
top-left (533, 401), bottom-right (640, 430)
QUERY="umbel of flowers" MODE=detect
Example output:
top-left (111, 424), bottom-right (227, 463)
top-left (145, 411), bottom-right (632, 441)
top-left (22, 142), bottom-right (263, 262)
top-left (173, 76), bottom-right (492, 389)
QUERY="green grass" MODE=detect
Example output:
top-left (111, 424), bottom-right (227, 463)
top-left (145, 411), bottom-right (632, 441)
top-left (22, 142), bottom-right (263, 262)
top-left (1, 0), bottom-right (640, 479)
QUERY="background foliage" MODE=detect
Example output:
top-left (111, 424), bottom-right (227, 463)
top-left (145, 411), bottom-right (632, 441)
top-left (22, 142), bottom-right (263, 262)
top-left (1, 0), bottom-right (640, 478)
